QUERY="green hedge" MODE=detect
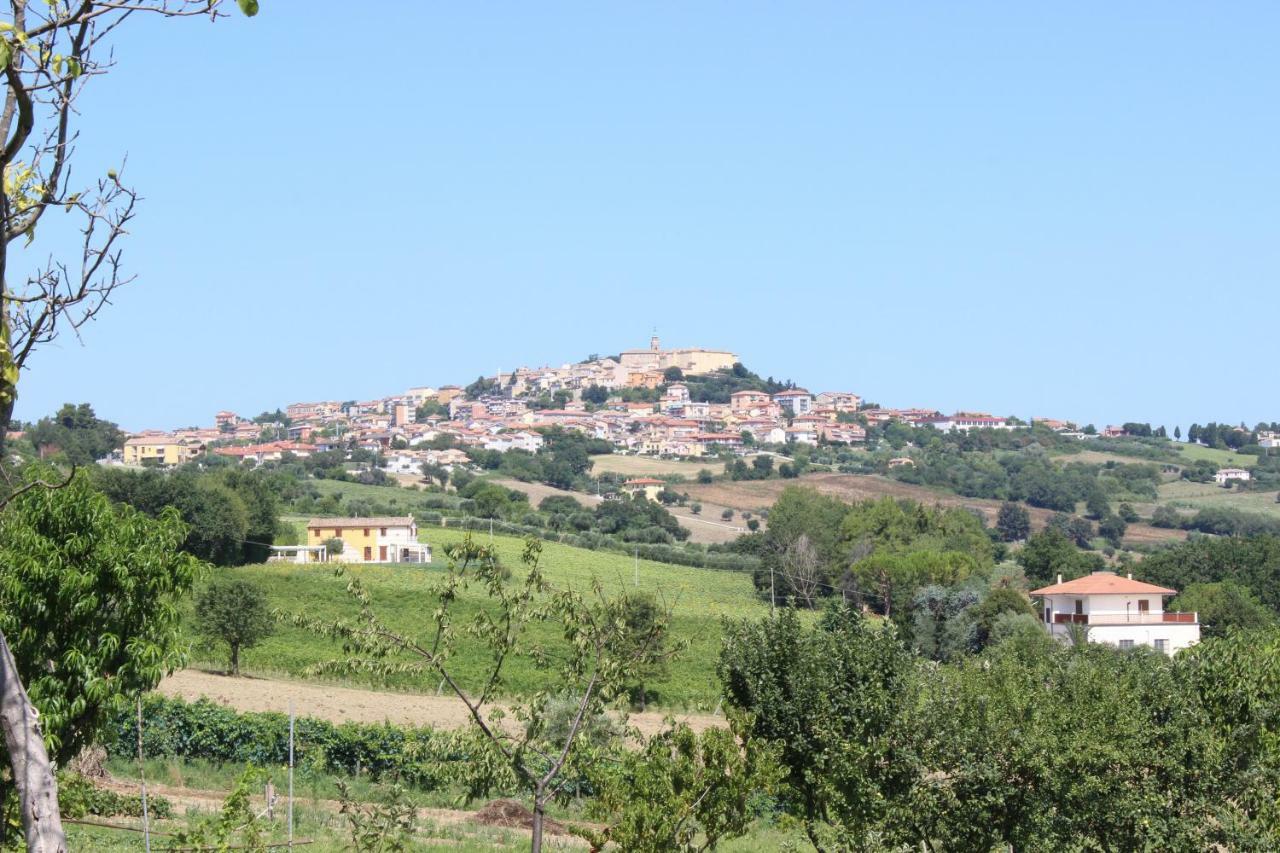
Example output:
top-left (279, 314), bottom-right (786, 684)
top-left (106, 696), bottom-right (459, 791)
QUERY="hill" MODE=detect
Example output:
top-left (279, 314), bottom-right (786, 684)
top-left (193, 527), bottom-right (768, 710)
top-left (685, 471), bottom-right (1187, 546)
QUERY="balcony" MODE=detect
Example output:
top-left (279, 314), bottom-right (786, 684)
top-left (1051, 612), bottom-right (1197, 626)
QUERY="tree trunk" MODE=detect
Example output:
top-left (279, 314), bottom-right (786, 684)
top-left (230, 643), bottom-right (239, 676)
top-left (531, 791), bottom-right (545, 853)
top-left (0, 630), bottom-right (66, 852)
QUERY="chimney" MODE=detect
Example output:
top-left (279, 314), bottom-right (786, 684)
top-left (1056, 573), bottom-right (1062, 585)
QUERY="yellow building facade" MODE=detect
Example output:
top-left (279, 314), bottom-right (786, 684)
top-left (122, 436), bottom-right (204, 466)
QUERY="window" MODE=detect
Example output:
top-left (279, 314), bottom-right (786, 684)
top-left (334, 528), bottom-right (342, 537)
top-left (380, 527), bottom-right (387, 536)
top-left (1137, 599), bottom-right (1150, 615)
top-left (363, 528), bottom-right (370, 537)
top-left (363, 546), bottom-right (372, 561)
top-left (1119, 639), bottom-right (1135, 650)
top-left (1074, 600), bottom-right (1084, 615)
top-left (1154, 639), bottom-right (1168, 653)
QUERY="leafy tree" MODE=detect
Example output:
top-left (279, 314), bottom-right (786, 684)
top-left (1085, 487), bottom-right (1110, 520)
top-left (720, 508), bottom-right (734, 521)
top-left (293, 537), bottom-right (680, 853)
top-left (1118, 502), bottom-right (1139, 523)
top-left (0, 468), bottom-right (201, 766)
top-left (1170, 582), bottom-right (1276, 638)
top-left (1098, 514), bottom-right (1127, 547)
top-left (195, 579), bottom-right (275, 675)
top-left (1151, 504), bottom-right (1182, 528)
top-left (1141, 535), bottom-right (1280, 613)
top-left (1174, 425), bottom-right (1182, 441)
top-left (696, 468), bottom-right (714, 484)
top-left (581, 720), bottom-right (781, 852)
top-left (611, 593), bottom-right (670, 710)
top-left (464, 375), bottom-right (499, 397)
top-left (24, 402), bottom-right (123, 465)
top-left (1017, 527), bottom-right (1103, 586)
top-left (323, 536), bottom-right (344, 556)
top-left (581, 384), bottom-right (610, 405)
top-left (662, 366), bottom-right (684, 382)
top-left (719, 606), bottom-right (918, 851)
top-left (996, 501), bottom-right (1031, 542)
top-left (690, 502), bottom-right (702, 515)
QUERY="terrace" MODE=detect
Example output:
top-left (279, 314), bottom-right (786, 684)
top-left (1051, 612), bottom-right (1197, 626)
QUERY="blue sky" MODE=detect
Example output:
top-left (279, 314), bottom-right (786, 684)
top-left (14, 2), bottom-right (1278, 432)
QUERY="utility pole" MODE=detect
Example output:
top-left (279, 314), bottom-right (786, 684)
top-left (634, 547), bottom-right (639, 587)
top-left (770, 563), bottom-right (776, 615)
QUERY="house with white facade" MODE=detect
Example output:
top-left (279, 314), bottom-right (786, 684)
top-left (1214, 467), bottom-right (1252, 486)
top-left (772, 389), bottom-right (814, 416)
top-left (1030, 571), bottom-right (1199, 656)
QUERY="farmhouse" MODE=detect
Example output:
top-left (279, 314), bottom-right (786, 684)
top-left (122, 434), bottom-right (205, 467)
top-left (1030, 571), bottom-right (1199, 656)
top-left (621, 477), bottom-right (665, 501)
top-left (1214, 467), bottom-right (1251, 485)
top-left (306, 516), bottom-right (431, 564)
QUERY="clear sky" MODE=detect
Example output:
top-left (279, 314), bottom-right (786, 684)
top-left (14, 2), bottom-right (1279, 432)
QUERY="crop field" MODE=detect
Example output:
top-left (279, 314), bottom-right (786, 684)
top-left (685, 472), bottom-right (1185, 546)
top-left (590, 454), bottom-right (724, 479)
top-left (1143, 480), bottom-right (1280, 519)
top-left (194, 528), bottom-right (768, 711)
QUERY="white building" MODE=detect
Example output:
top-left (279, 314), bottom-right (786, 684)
top-left (1214, 467), bottom-right (1252, 485)
top-left (1030, 571), bottom-right (1199, 656)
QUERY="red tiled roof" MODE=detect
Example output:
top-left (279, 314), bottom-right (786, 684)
top-left (1030, 572), bottom-right (1176, 596)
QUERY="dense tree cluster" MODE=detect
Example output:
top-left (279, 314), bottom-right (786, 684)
top-left (21, 402), bottom-right (123, 466)
top-left (721, 606), bottom-right (1280, 850)
top-left (92, 466), bottom-right (282, 565)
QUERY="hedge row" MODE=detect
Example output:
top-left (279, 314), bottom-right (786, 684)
top-left (105, 696), bottom-right (459, 791)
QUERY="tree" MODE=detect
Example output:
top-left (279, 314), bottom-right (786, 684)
top-left (780, 534), bottom-right (823, 609)
top-left (580, 720), bottom-right (781, 852)
top-left (581, 384), bottom-right (609, 406)
top-left (1169, 582), bottom-right (1275, 638)
top-left (611, 593), bottom-right (669, 710)
top-left (24, 402), bottom-right (122, 465)
top-left (720, 508), bottom-right (734, 521)
top-left (0, 468), bottom-right (200, 846)
top-left (1174, 425), bottom-right (1182, 441)
top-left (696, 468), bottom-right (713, 484)
top-left (719, 606), bottom-right (918, 850)
top-left (1098, 514), bottom-right (1127, 548)
top-left (0, 4), bottom-right (257, 844)
top-left (195, 579), bottom-right (274, 676)
top-left (1085, 487), bottom-right (1110, 520)
top-left (662, 366), bottom-right (684, 382)
top-left (323, 536), bottom-right (344, 557)
top-left (996, 501), bottom-right (1031, 542)
top-left (293, 537), bottom-right (679, 853)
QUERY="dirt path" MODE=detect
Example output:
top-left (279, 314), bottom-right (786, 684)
top-left (158, 669), bottom-right (724, 738)
top-left (96, 779), bottom-right (592, 844)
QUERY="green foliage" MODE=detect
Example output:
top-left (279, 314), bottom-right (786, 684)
top-left (1016, 526), bottom-right (1104, 586)
top-left (57, 772), bottom-right (173, 820)
top-left (289, 535), bottom-right (684, 849)
top-left (719, 606), bottom-right (917, 850)
top-left (1141, 535), bottom-right (1280, 614)
top-left (337, 779), bottom-right (417, 852)
top-left (581, 719), bottom-right (782, 852)
top-left (93, 465), bottom-right (281, 565)
top-left (166, 766), bottom-right (269, 852)
top-left (195, 578), bottom-right (275, 675)
top-left (0, 467), bottom-right (200, 764)
top-left (24, 402), bottom-right (122, 465)
top-left (995, 501), bottom-right (1031, 542)
top-left (105, 695), bottom-right (451, 790)
top-left (1170, 582), bottom-right (1276, 638)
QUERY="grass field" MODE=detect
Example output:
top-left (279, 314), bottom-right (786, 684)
top-left (199, 528), bottom-right (767, 711)
top-left (591, 454), bottom-right (724, 479)
top-left (1142, 480), bottom-right (1280, 519)
top-left (1173, 443), bottom-right (1257, 468)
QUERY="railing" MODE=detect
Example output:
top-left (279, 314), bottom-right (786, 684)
top-left (1051, 612), bottom-right (1197, 626)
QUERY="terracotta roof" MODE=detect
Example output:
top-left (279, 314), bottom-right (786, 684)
top-left (308, 516), bottom-right (415, 528)
top-left (1030, 572), bottom-right (1177, 597)
top-left (623, 478), bottom-right (665, 486)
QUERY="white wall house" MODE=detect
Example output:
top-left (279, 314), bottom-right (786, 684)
top-left (1030, 571), bottom-right (1199, 656)
top-left (1214, 467), bottom-right (1251, 485)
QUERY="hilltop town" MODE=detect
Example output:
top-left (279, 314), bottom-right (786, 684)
top-left (114, 335), bottom-right (1113, 471)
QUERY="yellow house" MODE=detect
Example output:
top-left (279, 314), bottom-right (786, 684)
top-left (306, 516), bottom-right (431, 564)
top-left (123, 435), bottom-right (205, 467)
top-left (621, 478), bottom-right (665, 501)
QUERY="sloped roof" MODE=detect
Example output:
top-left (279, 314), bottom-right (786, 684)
top-left (1030, 571), bottom-right (1176, 596)
top-left (308, 517), bottom-right (415, 528)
